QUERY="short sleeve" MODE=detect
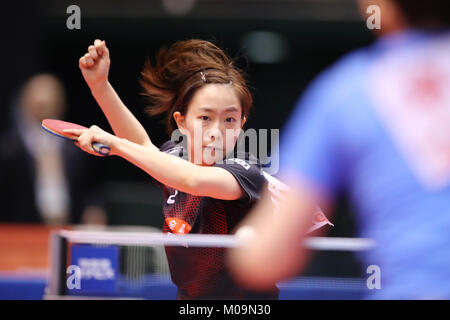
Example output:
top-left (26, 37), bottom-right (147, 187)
top-left (214, 157), bottom-right (266, 202)
top-left (152, 140), bottom-right (187, 188)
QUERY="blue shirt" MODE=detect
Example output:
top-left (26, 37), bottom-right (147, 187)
top-left (279, 29), bottom-right (450, 299)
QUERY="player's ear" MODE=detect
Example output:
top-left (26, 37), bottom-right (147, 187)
top-left (173, 112), bottom-right (187, 135)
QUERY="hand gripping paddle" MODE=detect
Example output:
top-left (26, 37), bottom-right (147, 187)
top-left (41, 119), bottom-right (110, 156)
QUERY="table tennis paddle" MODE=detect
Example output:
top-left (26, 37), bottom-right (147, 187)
top-left (41, 119), bottom-right (110, 156)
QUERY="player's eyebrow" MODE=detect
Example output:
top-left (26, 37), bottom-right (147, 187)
top-left (224, 106), bottom-right (239, 113)
top-left (198, 106), bottom-right (240, 113)
top-left (199, 107), bottom-right (214, 113)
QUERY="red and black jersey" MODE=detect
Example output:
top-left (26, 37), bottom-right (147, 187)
top-left (159, 140), bottom-right (279, 299)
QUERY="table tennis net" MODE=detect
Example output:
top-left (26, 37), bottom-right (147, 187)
top-left (45, 228), bottom-right (375, 299)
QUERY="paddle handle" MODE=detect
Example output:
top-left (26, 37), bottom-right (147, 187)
top-left (92, 142), bottom-right (111, 156)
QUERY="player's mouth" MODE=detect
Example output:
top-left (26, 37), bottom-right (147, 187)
top-left (203, 145), bottom-right (223, 152)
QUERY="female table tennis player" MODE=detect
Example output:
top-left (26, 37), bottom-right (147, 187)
top-left (65, 39), bottom-right (279, 299)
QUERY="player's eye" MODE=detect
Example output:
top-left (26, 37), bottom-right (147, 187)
top-left (200, 116), bottom-right (209, 121)
top-left (225, 117), bottom-right (236, 123)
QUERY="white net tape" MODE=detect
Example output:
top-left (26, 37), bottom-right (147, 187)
top-left (58, 230), bottom-right (376, 251)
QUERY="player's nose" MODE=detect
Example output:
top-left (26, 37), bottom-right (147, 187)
top-left (205, 126), bottom-right (222, 143)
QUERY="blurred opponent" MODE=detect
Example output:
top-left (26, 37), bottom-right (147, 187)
top-left (228, 0), bottom-right (450, 299)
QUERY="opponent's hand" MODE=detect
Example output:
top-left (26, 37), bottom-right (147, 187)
top-left (79, 39), bottom-right (111, 91)
top-left (63, 125), bottom-right (118, 157)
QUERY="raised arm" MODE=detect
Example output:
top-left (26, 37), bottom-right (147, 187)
top-left (79, 39), bottom-right (152, 147)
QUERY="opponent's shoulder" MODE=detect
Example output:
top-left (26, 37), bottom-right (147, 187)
top-left (304, 47), bottom-right (372, 106)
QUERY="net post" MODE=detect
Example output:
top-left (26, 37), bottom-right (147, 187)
top-left (45, 231), bottom-right (68, 298)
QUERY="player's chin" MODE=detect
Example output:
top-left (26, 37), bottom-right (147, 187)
top-left (201, 157), bottom-right (216, 166)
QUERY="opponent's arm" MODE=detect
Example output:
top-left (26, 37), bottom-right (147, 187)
top-left (228, 180), bottom-right (316, 290)
top-left (79, 39), bottom-right (152, 147)
top-left (65, 126), bottom-right (244, 201)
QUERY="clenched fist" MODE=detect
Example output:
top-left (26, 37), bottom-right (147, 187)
top-left (79, 39), bottom-right (110, 91)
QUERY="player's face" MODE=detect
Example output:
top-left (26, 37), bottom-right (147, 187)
top-left (178, 83), bottom-right (245, 166)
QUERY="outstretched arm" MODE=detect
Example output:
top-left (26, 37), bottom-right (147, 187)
top-left (79, 39), bottom-right (152, 147)
top-left (64, 126), bottom-right (245, 201)
top-left (227, 179), bottom-right (316, 290)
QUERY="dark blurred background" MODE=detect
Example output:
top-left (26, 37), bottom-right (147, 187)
top-left (0, 0), bottom-right (375, 278)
